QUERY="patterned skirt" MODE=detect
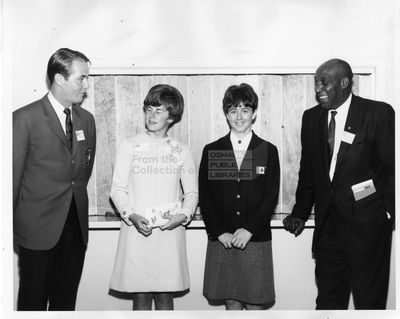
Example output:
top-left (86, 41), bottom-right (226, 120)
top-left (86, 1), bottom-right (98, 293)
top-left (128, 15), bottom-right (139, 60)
top-left (203, 240), bottom-right (275, 305)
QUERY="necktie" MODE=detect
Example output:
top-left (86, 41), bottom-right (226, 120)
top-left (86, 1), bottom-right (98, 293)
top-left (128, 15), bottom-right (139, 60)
top-left (327, 110), bottom-right (337, 164)
top-left (64, 108), bottom-right (73, 150)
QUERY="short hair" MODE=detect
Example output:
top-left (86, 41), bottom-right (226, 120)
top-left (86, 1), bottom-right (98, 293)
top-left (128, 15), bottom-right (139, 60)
top-left (322, 58), bottom-right (354, 81)
top-left (222, 83), bottom-right (258, 114)
top-left (143, 84), bottom-right (184, 127)
top-left (47, 48), bottom-right (90, 85)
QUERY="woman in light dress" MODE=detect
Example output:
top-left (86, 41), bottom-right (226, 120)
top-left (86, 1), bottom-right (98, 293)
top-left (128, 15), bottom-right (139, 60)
top-left (109, 84), bottom-right (198, 310)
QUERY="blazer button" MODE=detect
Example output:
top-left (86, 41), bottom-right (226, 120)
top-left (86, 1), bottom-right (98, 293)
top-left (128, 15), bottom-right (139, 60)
top-left (72, 181), bottom-right (75, 185)
top-left (236, 194), bottom-right (240, 199)
top-left (237, 178), bottom-right (241, 182)
top-left (236, 211), bottom-right (240, 216)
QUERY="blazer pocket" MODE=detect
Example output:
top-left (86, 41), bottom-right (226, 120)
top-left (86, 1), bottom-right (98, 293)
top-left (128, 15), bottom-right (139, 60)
top-left (85, 146), bottom-right (95, 169)
top-left (354, 140), bottom-right (373, 147)
top-left (353, 189), bottom-right (380, 204)
top-left (353, 191), bottom-right (386, 222)
top-left (349, 140), bottom-right (373, 159)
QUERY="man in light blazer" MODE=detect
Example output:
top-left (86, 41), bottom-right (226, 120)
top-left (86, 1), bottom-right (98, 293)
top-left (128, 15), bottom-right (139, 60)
top-left (283, 59), bottom-right (394, 309)
top-left (13, 48), bottom-right (96, 310)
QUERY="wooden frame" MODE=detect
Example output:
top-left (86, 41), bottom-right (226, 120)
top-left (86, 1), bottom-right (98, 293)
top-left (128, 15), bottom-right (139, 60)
top-left (84, 66), bottom-right (374, 222)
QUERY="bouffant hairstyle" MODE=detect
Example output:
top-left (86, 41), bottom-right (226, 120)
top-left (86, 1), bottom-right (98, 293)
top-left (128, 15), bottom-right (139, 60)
top-left (143, 84), bottom-right (184, 127)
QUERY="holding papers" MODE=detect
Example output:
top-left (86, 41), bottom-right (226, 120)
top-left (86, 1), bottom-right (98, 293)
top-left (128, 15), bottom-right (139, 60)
top-left (144, 202), bottom-right (182, 228)
top-left (351, 179), bottom-right (376, 201)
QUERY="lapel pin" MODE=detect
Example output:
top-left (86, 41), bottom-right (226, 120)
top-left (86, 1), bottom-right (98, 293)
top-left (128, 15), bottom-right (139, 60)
top-left (256, 166), bottom-right (266, 175)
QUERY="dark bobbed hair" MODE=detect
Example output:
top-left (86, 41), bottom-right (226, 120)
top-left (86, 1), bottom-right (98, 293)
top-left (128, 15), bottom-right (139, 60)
top-left (143, 84), bottom-right (184, 127)
top-left (222, 83), bottom-right (258, 114)
top-left (47, 48), bottom-right (90, 85)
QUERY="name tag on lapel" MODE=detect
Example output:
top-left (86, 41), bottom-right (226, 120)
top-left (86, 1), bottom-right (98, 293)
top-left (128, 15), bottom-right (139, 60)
top-left (75, 130), bottom-right (85, 141)
top-left (256, 166), bottom-right (266, 175)
top-left (341, 131), bottom-right (355, 144)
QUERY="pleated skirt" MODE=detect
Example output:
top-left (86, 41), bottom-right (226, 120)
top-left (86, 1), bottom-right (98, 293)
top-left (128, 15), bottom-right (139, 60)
top-left (203, 240), bottom-right (275, 305)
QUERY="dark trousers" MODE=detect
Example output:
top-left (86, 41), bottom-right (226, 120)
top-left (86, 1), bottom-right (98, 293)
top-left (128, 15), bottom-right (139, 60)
top-left (17, 197), bottom-right (86, 311)
top-left (314, 213), bottom-right (392, 310)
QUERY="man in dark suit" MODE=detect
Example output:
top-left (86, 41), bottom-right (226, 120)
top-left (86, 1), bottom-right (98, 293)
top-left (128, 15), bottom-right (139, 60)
top-left (283, 59), bottom-right (395, 309)
top-left (200, 83), bottom-right (280, 310)
top-left (13, 48), bottom-right (96, 310)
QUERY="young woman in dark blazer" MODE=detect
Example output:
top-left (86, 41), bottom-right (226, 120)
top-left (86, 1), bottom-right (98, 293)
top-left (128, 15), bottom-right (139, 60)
top-left (199, 83), bottom-right (280, 310)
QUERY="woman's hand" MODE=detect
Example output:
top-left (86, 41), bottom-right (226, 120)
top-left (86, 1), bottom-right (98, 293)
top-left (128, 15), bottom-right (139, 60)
top-left (159, 214), bottom-right (187, 231)
top-left (129, 213), bottom-right (152, 237)
top-left (232, 228), bottom-right (252, 249)
top-left (217, 232), bottom-right (234, 249)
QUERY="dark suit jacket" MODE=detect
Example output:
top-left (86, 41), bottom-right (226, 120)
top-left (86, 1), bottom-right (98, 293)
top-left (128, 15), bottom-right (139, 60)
top-left (199, 132), bottom-right (280, 241)
top-left (292, 95), bottom-right (395, 252)
top-left (13, 94), bottom-right (96, 250)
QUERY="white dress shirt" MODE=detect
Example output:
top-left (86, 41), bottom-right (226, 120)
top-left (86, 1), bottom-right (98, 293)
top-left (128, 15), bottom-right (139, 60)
top-left (329, 94), bottom-right (352, 180)
top-left (230, 131), bottom-right (253, 169)
top-left (47, 91), bottom-right (72, 134)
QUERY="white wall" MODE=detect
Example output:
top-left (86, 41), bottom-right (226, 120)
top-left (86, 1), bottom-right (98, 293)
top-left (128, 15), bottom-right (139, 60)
top-left (2, 0), bottom-right (399, 317)
top-left (2, 0), bottom-right (399, 107)
top-left (75, 227), bottom-right (396, 310)
top-left (9, 225), bottom-right (397, 312)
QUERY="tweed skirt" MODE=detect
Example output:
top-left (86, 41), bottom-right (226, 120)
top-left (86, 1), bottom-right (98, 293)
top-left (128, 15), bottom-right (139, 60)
top-left (203, 239), bottom-right (275, 305)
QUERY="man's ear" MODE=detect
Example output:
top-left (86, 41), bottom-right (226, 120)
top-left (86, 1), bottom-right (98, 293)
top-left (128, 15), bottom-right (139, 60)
top-left (341, 77), bottom-right (350, 89)
top-left (54, 73), bottom-right (65, 86)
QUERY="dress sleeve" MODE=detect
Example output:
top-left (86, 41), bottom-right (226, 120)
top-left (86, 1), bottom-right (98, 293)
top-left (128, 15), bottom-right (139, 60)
top-left (110, 140), bottom-right (134, 225)
top-left (179, 146), bottom-right (198, 225)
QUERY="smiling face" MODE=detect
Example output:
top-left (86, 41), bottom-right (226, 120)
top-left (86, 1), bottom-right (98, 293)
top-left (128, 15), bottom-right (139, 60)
top-left (314, 60), bottom-right (351, 110)
top-left (225, 103), bottom-right (256, 137)
top-left (144, 105), bottom-right (173, 137)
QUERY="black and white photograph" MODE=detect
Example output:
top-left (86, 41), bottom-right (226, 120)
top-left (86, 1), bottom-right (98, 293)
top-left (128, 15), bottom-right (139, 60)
top-left (1, 0), bottom-right (399, 318)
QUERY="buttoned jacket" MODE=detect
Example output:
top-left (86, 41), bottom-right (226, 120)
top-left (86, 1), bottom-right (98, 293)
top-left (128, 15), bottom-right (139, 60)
top-left (199, 132), bottom-right (280, 241)
top-left (292, 95), bottom-right (395, 252)
top-left (13, 95), bottom-right (96, 249)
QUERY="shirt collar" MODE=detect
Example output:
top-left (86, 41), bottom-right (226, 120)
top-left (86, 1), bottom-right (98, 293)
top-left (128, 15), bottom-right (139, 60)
top-left (230, 130), bottom-right (253, 147)
top-left (48, 91), bottom-right (72, 113)
top-left (334, 93), bottom-right (352, 115)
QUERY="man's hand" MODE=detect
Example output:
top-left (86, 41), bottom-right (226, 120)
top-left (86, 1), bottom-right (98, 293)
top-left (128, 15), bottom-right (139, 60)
top-left (232, 228), bottom-right (252, 249)
top-left (283, 215), bottom-right (305, 237)
top-left (129, 213), bottom-right (152, 237)
top-left (217, 232), bottom-right (234, 249)
top-left (160, 214), bottom-right (187, 231)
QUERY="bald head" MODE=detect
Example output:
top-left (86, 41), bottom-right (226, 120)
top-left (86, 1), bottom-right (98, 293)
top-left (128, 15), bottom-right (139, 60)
top-left (314, 59), bottom-right (353, 110)
top-left (318, 59), bottom-right (353, 82)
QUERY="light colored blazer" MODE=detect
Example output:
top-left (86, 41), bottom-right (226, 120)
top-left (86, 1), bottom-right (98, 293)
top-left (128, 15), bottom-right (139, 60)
top-left (13, 95), bottom-right (96, 250)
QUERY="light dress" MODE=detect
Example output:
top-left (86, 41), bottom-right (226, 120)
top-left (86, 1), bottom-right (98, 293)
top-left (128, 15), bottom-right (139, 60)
top-left (109, 132), bottom-right (198, 292)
